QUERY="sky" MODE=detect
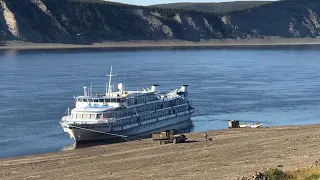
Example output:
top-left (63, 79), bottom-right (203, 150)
top-left (111, 0), bottom-right (275, 6)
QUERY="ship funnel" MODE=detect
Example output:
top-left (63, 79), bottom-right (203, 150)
top-left (178, 85), bottom-right (189, 98)
top-left (118, 83), bottom-right (124, 93)
top-left (151, 85), bottom-right (159, 92)
top-left (83, 86), bottom-right (88, 96)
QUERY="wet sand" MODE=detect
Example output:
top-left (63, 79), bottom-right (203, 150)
top-left (1, 38), bottom-right (320, 50)
top-left (1, 125), bottom-right (320, 180)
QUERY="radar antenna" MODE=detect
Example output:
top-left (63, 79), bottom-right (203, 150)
top-left (66, 107), bottom-right (71, 116)
top-left (106, 66), bottom-right (117, 96)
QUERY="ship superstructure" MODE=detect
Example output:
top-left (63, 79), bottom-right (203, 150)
top-left (60, 66), bottom-right (194, 142)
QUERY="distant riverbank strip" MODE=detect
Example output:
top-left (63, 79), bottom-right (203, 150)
top-left (1, 124), bottom-right (320, 179)
top-left (1, 38), bottom-right (320, 50)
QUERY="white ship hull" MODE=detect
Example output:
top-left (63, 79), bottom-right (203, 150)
top-left (62, 112), bottom-right (193, 142)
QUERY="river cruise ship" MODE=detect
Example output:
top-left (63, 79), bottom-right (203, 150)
top-left (60, 66), bottom-right (194, 142)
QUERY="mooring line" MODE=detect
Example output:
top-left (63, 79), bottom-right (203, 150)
top-left (193, 109), bottom-right (221, 122)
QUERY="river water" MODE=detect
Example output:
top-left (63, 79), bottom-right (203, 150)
top-left (1, 46), bottom-right (320, 158)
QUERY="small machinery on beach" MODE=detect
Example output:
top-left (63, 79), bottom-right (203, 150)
top-left (229, 120), bottom-right (262, 129)
top-left (152, 129), bottom-right (187, 144)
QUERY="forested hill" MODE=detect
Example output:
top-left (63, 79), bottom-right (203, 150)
top-left (0, 0), bottom-right (320, 44)
top-left (150, 1), bottom-right (271, 14)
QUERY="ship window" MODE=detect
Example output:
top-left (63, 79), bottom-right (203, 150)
top-left (88, 99), bottom-right (93, 102)
top-left (94, 99), bottom-right (99, 102)
top-left (84, 114), bottom-right (89, 119)
top-left (82, 99), bottom-right (87, 102)
top-left (97, 114), bottom-right (102, 119)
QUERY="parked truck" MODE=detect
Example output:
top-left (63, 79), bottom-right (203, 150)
top-left (152, 129), bottom-right (187, 144)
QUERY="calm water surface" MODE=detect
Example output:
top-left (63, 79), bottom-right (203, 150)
top-left (1, 46), bottom-right (320, 158)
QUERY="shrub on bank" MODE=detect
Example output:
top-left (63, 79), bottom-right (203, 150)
top-left (259, 165), bottom-right (320, 180)
top-left (263, 168), bottom-right (288, 180)
top-left (291, 165), bottom-right (320, 180)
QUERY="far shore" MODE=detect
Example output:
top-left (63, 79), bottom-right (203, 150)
top-left (1, 38), bottom-right (320, 50)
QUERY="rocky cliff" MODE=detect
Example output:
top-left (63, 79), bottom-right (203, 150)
top-left (224, 0), bottom-right (320, 38)
top-left (1, 0), bottom-right (320, 44)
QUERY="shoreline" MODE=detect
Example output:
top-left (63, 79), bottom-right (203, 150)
top-left (1, 124), bottom-right (320, 179)
top-left (1, 38), bottom-right (320, 50)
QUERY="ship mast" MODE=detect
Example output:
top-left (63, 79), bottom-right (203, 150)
top-left (106, 66), bottom-right (116, 96)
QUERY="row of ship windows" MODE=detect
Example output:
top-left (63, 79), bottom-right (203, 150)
top-left (76, 98), bottom-right (123, 103)
top-left (72, 105), bottom-right (190, 120)
top-left (127, 95), bottom-right (159, 105)
top-left (140, 106), bottom-right (189, 121)
top-left (104, 103), bottom-right (189, 119)
top-left (75, 96), bottom-right (184, 106)
top-left (113, 120), bottom-right (134, 127)
top-left (112, 106), bottom-right (189, 127)
top-left (72, 119), bottom-right (171, 130)
top-left (133, 99), bottom-right (186, 113)
top-left (101, 100), bottom-right (187, 118)
top-left (72, 113), bottom-right (102, 119)
top-left (71, 111), bottom-right (135, 120)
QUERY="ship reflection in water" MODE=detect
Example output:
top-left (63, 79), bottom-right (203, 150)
top-left (61, 119), bottom-right (194, 151)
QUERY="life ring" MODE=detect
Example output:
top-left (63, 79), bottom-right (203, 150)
top-left (101, 118), bottom-right (108, 122)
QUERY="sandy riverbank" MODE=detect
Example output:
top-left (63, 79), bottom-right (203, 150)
top-left (1, 38), bottom-right (320, 50)
top-left (1, 125), bottom-right (320, 180)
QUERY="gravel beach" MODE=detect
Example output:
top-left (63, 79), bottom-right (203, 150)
top-left (1, 38), bottom-right (320, 50)
top-left (1, 125), bottom-right (320, 180)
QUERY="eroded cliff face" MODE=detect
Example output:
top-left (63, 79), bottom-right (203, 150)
top-left (1, 0), bottom-right (320, 43)
top-left (224, 0), bottom-right (320, 38)
top-left (0, 1), bottom-right (60, 42)
top-left (40, 0), bottom-right (225, 42)
top-left (0, 0), bottom-right (226, 43)
top-left (0, 0), bottom-right (15, 41)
